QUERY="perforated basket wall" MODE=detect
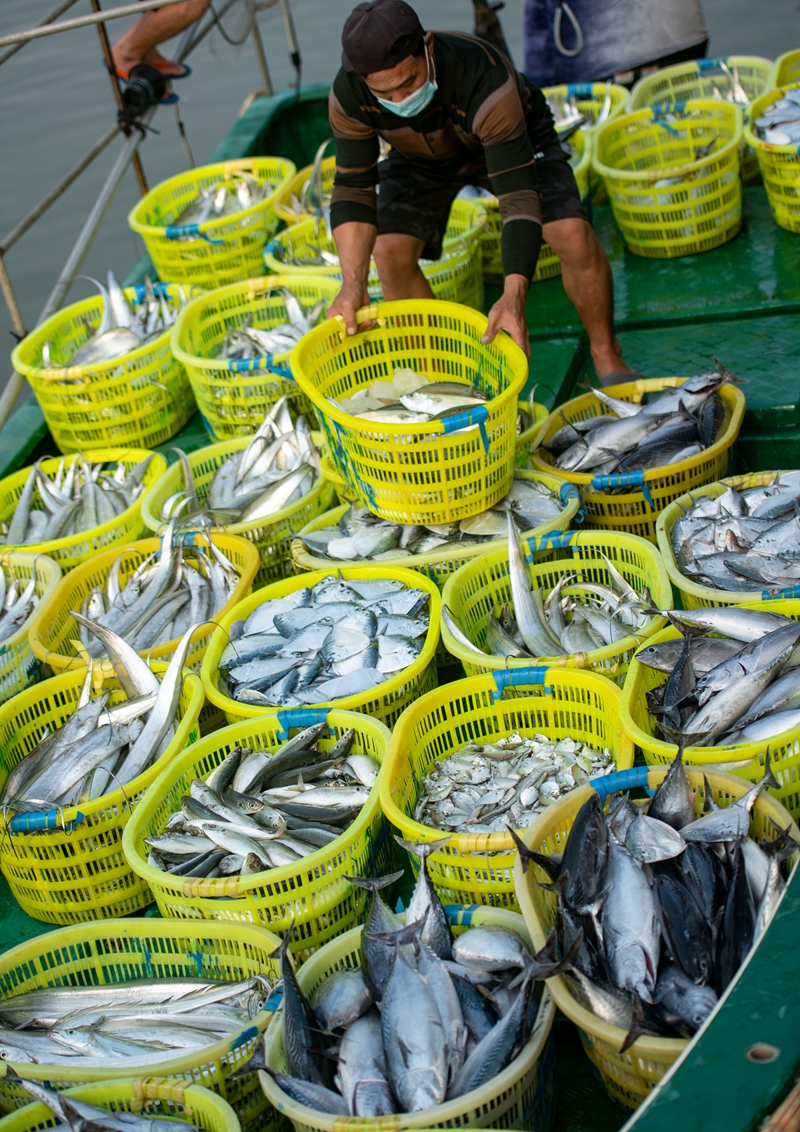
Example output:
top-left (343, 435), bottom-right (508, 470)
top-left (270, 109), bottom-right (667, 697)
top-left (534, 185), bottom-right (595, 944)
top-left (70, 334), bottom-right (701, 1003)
top-left (515, 770), bottom-right (798, 1109)
top-left (380, 668), bottom-right (633, 908)
top-left (530, 377), bottom-right (746, 542)
top-left (0, 919), bottom-right (283, 1132)
top-left (440, 529), bottom-right (671, 681)
top-left (27, 532), bottom-right (258, 677)
top-left (744, 85), bottom-right (800, 233)
top-left (128, 157), bottom-right (296, 287)
top-left (0, 448), bottom-right (167, 573)
top-left (0, 666), bottom-right (204, 924)
top-left (592, 100), bottom-right (743, 257)
top-left (272, 156), bottom-right (336, 224)
top-left (770, 49), bottom-right (800, 89)
top-left (260, 906), bottom-right (556, 1132)
top-left (123, 710), bottom-right (391, 958)
top-left (201, 565), bottom-right (440, 728)
top-left (291, 300), bottom-right (528, 526)
top-left (12, 286), bottom-right (195, 454)
top-left (171, 275), bottom-right (341, 440)
top-left (140, 438), bottom-right (336, 588)
top-left (0, 552), bottom-right (60, 705)
top-left (619, 601), bottom-right (800, 820)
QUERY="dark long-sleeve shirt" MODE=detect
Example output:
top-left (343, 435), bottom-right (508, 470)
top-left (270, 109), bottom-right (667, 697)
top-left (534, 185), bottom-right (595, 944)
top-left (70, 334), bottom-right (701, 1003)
top-left (329, 32), bottom-right (544, 280)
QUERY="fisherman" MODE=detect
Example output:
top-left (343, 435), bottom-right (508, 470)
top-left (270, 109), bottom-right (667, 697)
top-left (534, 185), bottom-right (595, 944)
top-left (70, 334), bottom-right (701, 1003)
top-left (111, 0), bottom-right (210, 100)
top-left (326, 0), bottom-right (630, 382)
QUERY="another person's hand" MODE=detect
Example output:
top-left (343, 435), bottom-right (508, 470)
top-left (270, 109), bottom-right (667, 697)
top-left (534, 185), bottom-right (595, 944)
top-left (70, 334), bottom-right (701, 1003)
top-left (326, 283), bottom-right (373, 336)
top-left (481, 275), bottom-right (531, 360)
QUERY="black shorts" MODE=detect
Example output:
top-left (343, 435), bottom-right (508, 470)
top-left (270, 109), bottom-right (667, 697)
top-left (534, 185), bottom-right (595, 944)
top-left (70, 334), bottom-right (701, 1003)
top-left (376, 91), bottom-right (586, 260)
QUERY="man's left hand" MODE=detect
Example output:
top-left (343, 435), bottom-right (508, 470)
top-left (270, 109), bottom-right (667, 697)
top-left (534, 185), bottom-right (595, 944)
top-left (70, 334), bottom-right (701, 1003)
top-left (481, 275), bottom-right (531, 360)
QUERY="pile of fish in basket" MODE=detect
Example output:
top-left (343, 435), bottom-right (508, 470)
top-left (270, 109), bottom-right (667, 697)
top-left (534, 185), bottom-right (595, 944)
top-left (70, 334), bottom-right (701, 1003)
top-left (2, 132), bottom-right (798, 1132)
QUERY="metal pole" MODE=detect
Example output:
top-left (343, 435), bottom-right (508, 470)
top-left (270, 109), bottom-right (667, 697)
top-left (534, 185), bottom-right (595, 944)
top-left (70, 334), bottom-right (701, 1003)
top-left (0, 0), bottom-right (191, 50)
top-left (0, 125), bottom-right (121, 255)
top-left (0, 255), bottom-right (30, 434)
top-left (251, 13), bottom-right (273, 97)
top-left (0, 0), bottom-right (82, 67)
top-left (90, 0), bottom-right (149, 196)
top-left (277, 0), bottom-right (301, 83)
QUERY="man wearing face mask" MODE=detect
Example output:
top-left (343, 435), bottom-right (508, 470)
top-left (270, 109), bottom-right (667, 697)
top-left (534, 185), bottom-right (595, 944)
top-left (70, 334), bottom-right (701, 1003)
top-left (327, 0), bottom-right (630, 381)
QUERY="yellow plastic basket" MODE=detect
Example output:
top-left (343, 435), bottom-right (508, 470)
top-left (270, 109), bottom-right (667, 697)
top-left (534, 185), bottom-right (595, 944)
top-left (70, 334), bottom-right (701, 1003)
top-left (628, 57), bottom-right (772, 182)
top-left (123, 710), bottom-right (391, 958)
top-left (264, 199), bottom-right (486, 311)
top-left (171, 275), bottom-right (341, 441)
top-left (440, 529), bottom-right (671, 681)
top-left (619, 601), bottom-right (800, 819)
top-left (380, 668), bottom-right (633, 909)
top-left (140, 438), bottom-right (336, 589)
top-left (201, 564), bottom-right (440, 727)
top-left (515, 768), bottom-right (799, 1110)
top-left (530, 377), bottom-right (746, 542)
top-left (0, 1079), bottom-right (239, 1132)
top-left (744, 85), bottom-right (800, 233)
top-left (272, 156), bottom-right (336, 225)
top-left (260, 905), bottom-right (556, 1132)
top-left (0, 448), bottom-right (167, 573)
top-left (0, 665), bottom-right (204, 924)
top-left (0, 919), bottom-right (283, 1132)
top-left (655, 470), bottom-right (794, 610)
top-left (770, 49), bottom-right (800, 89)
top-left (27, 532), bottom-right (258, 678)
top-left (592, 100), bottom-right (743, 257)
top-left (11, 286), bottom-right (195, 455)
top-left (0, 552), bottom-right (61, 705)
top-left (545, 82), bottom-right (630, 205)
top-left (128, 157), bottom-right (296, 288)
top-left (291, 470), bottom-right (580, 590)
top-left (291, 300), bottom-right (528, 526)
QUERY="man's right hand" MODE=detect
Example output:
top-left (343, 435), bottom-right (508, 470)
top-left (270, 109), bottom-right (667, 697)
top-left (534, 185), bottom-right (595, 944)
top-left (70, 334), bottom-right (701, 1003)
top-left (326, 283), bottom-right (373, 336)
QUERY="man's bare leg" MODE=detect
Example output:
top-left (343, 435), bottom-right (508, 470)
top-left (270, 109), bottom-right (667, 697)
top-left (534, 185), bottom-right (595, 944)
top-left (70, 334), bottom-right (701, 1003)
top-left (112, 0), bottom-right (210, 78)
top-left (373, 233), bottom-right (435, 299)
top-left (543, 217), bottom-right (631, 381)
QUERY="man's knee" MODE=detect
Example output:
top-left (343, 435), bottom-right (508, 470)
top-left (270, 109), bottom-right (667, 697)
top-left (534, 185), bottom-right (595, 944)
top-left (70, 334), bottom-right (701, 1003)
top-left (543, 218), bottom-right (598, 266)
top-left (373, 233), bottom-right (424, 281)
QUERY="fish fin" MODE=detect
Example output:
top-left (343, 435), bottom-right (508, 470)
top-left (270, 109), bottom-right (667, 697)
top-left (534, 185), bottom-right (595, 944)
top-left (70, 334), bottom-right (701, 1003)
top-left (269, 920), bottom-right (295, 962)
top-left (344, 869), bottom-right (404, 891)
top-left (761, 748), bottom-right (780, 793)
top-left (701, 773), bottom-right (720, 813)
top-left (396, 1034), bottom-right (415, 1067)
top-left (659, 722), bottom-right (716, 749)
top-left (537, 871), bottom-right (569, 899)
top-left (714, 358), bottom-right (747, 385)
top-left (364, 912), bottom-right (429, 945)
top-left (618, 993), bottom-right (647, 1055)
top-left (394, 834), bottom-right (450, 858)
top-left (506, 825), bottom-right (559, 879)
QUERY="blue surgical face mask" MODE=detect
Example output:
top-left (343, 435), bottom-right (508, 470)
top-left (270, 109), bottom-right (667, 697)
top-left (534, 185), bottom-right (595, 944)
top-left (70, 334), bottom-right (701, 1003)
top-left (375, 48), bottom-right (437, 117)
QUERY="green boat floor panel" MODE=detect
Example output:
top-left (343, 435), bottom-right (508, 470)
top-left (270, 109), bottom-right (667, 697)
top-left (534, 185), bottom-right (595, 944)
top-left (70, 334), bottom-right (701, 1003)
top-left (152, 412), bottom-right (217, 462)
top-left (0, 398), bottom-right (49, 481)
top-left (0, 875), bottom-right (60, 950)
top-left (526, 338), bottom-right (586, 408)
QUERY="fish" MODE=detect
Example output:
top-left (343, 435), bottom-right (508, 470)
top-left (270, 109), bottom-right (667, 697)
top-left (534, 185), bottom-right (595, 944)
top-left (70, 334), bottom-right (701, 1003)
top-left (328, 366), bottom-right (493, 431)
top-left (0, 565), bottom-right (41, 644)
top-left (218, 288), bottom-right (327, 371)
top-left (175, 172), bottom-right (274, 229)
top-left (3, 454), bottom-right (154, 546)
top-left (754, 92), bottom-right (800, 145)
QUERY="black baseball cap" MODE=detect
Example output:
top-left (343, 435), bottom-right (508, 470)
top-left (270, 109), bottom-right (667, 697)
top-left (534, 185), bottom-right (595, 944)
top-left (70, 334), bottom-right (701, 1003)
top-left (341, 0), bottom-right (425, 76)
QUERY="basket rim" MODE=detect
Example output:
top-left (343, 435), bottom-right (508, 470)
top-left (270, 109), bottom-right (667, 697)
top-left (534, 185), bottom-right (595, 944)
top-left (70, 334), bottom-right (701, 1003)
top-left (530, 377), bottom-right (746, 488)
top-left (592, 99), bottom-right (744, 182)
top-left (139, 437), bottom-right (329, 535)
top-left (291, 468), bottom-right (581, 575)
top-left (619, 603), bottom-right (800, 763)
top-left (259, 905), bottom-right (555, 1131)
top-left (272, 155), bottom-right (337, 223)
top-left (0, 448), bottom-right (167, 556)
top-left (127, 156), bottom-right (297, 236)
top-left (200, 563), bottom-right (441, 719)
top-left (514, 770), bottom-right (799, 1057)
top-left (12, 286), bottom-right (183, 382)
top-left (122, 709), bottom-right (391, 900)
top-left (655, 470), bottom-right (791, 604)
top-left (628, 55), bottom-right (773, 111)
top-left (291, 299), bottom-right (528, 436)
top-left (379, 667), bottom-right (634, 854)
top-left (0, 665), bottom-right (204, 828)
top-left (0, 917), bottom-right (281, 1083)
top-left (439, 528), bottom-right (672, 670)
top-left (26, 532), bottom-right (259, 673)
top-left (0, 552), bottom-right (61, 656)
top-left (769, 49), bottom-right (800, 90)
top-left (170, 273), bottom-right (342, 372)
top-left (744, 83), bottom-right (800, 153)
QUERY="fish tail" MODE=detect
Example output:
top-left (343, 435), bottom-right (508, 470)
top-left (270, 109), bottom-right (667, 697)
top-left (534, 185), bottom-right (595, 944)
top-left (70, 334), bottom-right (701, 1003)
top-left (345, 869), bottom-right (404, 892)
top-left (714, 358), bottom-right (747, 385)
top-left (394, 834), bottom-right (450, 859)
top-left (762, 748), bottom-right (780, 793)
top-left (618, 992), bottom-right (647, 1055)
top-left (506, 826), bottom-right (559, 879)
top-left (364, 911), bottom-right (428, 945)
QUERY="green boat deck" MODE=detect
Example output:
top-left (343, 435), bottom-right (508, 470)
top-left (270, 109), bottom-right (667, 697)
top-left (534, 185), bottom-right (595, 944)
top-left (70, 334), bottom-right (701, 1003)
top-left (2, 83), bottom-right (800, 1132)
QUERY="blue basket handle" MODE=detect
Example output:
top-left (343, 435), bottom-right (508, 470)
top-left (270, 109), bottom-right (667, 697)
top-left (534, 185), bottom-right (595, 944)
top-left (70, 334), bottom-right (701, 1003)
top-left (566, 82), bottom-right (595, 98)
top-left (651, 102), bottom-right (686, 136)
top-left (590, 469), bottom-right (655, 510)
top-left (164, 223), bottom-right (225, 245)
top-left (133, 282), bottom-right (172, 302)
top-left (264, 238), bottom-right (281, 256)
top-left (697, 58), bottom-right (725, 71)
top-left (437, 405), bottom-right (489, 453)
top-left (525, 529), bottom-right (578, 557)
top-left (226, 356), bottom-right (293, 378)
top-left (275, 707), bottom-right (330, 740)
top-left (490, 667), bottom-right (553, 701)
top-left (763, 585), bottom-right (800, 601)
top-left (590, 766), bottom-right (650, 803)
top-left (559, 481), bottom-right (586, 523)
top-left (229, 1024), bottom-right (260, 1051)
top-left (444, 904), bottom-right (483, 926)
top-left (9, 809), bottom-right (85, 833)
